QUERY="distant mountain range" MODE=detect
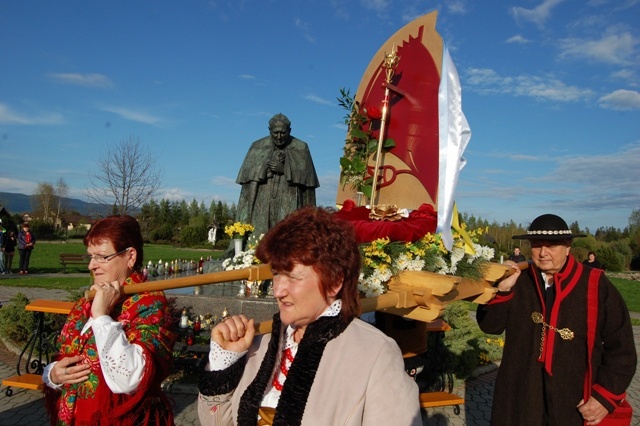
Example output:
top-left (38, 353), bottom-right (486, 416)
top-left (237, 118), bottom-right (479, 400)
top-left (0, 192), bottom-right (107, 216)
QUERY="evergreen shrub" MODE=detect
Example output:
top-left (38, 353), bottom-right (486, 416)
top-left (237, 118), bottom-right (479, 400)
top-left (426, 302), bottom-right (504, 382)
top-left (0, 293), bottom-right (66, 348)
top-left (0, 293), bottom-right (35, 343)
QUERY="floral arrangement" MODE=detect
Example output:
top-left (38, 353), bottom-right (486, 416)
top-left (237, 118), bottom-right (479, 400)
top-left (222, 233), bottom-right (263, 271)
top-left (222, 224), bottom-right (494, 298)
top-left (358, 226), bottom-right (494, 297)
top-left (337, 88), bottom-right (395, 199)
top-left (224, 222), bottom-right (254, 239)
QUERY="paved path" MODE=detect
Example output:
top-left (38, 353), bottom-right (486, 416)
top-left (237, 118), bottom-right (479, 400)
top-left (0, 283), bottom-right (638, 425)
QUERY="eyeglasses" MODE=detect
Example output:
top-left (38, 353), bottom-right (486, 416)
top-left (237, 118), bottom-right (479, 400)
top-left (83, 247), bottom-right (131, 264)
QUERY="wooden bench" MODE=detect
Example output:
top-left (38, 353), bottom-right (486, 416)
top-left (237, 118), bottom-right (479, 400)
top-left (418, 319), bottom-right (464, 414)
top-left (60, 253), bottom-right (89, 272)
top-left (2, 300), bottom-right (74, 396)
top-left (25, 299), bottom-right (75, 315)
top-left (420, 391), bottom-right (464, 407)
top-left (2, 374), bottom-right (44, 395)
top-left (420, 391), bottom-right (464, 413)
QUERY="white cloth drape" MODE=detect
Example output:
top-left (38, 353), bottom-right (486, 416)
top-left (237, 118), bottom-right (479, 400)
top-left (437, 44), bottom-right (471, 250)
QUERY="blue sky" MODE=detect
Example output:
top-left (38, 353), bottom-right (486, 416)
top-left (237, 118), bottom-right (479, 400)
top-left (1, 0), bottom-right (639, 232)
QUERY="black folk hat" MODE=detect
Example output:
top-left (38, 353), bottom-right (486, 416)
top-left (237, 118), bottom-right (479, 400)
top-left (512, 213), bottom-right (586, 240)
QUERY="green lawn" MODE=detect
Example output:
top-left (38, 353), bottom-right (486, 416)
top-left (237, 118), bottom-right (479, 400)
top-left (611, 276), bottom-right (640, 313)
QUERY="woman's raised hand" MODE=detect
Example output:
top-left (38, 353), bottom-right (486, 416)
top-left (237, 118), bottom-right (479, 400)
top-left (211, 315), bottom-right (255, 353)
top-left (90, 280), bottom-right (123, 318)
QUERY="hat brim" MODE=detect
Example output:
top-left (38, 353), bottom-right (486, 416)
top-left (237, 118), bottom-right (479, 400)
top-left (512, 233), bottom-right (586, 240)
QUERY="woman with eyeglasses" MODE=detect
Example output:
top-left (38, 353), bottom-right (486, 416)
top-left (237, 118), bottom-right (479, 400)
top-left (43, 215), bottom-right (177, 425)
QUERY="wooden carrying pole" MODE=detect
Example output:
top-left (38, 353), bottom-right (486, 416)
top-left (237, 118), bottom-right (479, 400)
top-left (84, 260), bottom-right (530, 335)
top-left (483, 260), bottom-right (530, 283)
top-left (84, 263), bottom-right (273, 300)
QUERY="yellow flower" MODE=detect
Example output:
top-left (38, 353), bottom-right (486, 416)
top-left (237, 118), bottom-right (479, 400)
top-left (224, 222), bottom-right (255, 239)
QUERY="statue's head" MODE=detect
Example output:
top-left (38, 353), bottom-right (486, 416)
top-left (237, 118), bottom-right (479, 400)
top-left (269, 113), bottom-right (292, 148)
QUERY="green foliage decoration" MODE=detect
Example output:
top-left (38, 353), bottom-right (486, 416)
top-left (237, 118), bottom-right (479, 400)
top-left (337, 88), bottom-right (395, 199)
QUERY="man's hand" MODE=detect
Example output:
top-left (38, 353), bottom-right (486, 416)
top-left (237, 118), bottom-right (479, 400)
top-left (495, 261), bottom-right (520, 292)
top-left (577, 397), bottom-right (609, 425)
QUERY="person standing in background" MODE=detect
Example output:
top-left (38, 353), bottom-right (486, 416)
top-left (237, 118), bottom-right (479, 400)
top-left (583, 251), bottom-right (604, 270)
top-left (0, 223), bottom-right (5, 274)
top-left (17, 222), bottom-right (36, 274)
top-left (508, 246), bottom-right (526, 263)
top-left (2, 230), bottom-right (17, 274)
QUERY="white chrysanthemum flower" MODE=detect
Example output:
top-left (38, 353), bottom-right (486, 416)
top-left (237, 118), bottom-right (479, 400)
top-left (408, 257), bottom-right (425, 272)
top-left (446, 246), bottom-right (465, 275)
top-left (473, 244), bottom-right (495, 261)
top-left (394, 253), bottom-right (412, 271)
top-left (359, 277), bottom-right (385, 298)
top-left (358, 267), bottom-right (392, 297)
top-left (433, 256), bottom-right (448, 274)
top-left (371, 268), bottom-right (393, 283)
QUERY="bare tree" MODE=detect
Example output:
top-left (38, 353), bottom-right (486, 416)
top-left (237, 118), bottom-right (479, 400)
top-left (87, 136), bottom-right (162, 215)
top-left (32, 182), bottom-right (57, 223)
top-left (55, 177), bottom-right (68, 228)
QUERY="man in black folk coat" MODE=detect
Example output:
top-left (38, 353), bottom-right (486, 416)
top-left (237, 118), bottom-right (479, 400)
top-left (477, 214), bottom-right (636, 425)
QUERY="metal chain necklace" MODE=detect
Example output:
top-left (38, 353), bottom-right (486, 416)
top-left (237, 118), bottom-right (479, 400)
top-left (531, 311), bottom-right (575, 357)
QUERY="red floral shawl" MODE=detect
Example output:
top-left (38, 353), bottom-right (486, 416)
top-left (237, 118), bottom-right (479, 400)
top-left (45, 273), bottom-right (176, 425)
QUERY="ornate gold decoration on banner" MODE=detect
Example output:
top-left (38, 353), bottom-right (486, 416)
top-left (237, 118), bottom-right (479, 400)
top-left (369, 45), bottom-right (400, 216)
top-left (532, 311), bottom-right (575, 340)
top-left (369, 204), bottom-right (403, 221)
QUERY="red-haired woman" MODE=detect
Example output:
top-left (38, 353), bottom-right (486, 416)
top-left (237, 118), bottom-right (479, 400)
top-left (198, 207), bottom-right (421, 426)
top-left (43, 215), bottom-right (176, 425)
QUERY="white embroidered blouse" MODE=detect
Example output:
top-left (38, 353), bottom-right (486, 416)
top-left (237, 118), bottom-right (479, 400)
top-left (42, 315), bottom-right (145, 394)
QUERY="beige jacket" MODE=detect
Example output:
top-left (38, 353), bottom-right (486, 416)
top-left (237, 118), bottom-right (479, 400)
top-left (198, 318), bottom-right (422, 426)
